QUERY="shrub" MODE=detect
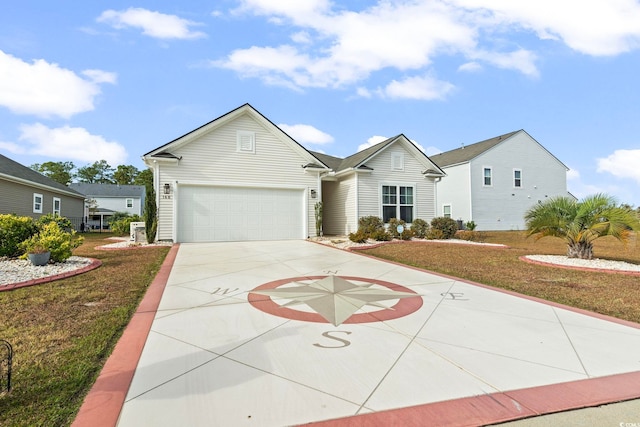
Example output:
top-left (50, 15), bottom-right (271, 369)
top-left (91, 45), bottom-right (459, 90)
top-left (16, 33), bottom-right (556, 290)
top-left (110, 214), bottom-right (143, 236)
top-left (430, 216), bottom-right (458, 239)
top-left (37, 213), bottom-right (74, 231)
top-left (20, 222), bottom-right (84, 262)
top-left (0, 214), bottom-right (38, 257)
top-left (371, 229), bottom-right (392, 241)
top-left (358, 216), bottom-right (385, 236)
top-left (465, 220), bottom-right (477, 231)
top-left (348, 229), bottom-right (368, 243)
top-left (399, 228), bottom-right (414, 240)
top-left (456, 230), bottom-right (481, 242)
top-left (410, 218), bottom-right (429, 238)
top-left (426, 228), bottom-right (445, 240)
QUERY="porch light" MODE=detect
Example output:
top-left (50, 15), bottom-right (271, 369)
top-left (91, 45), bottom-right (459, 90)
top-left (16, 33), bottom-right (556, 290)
top-left (310, 189), bottom-right (317, 199)
top-left (163, 183), bottom-right (171, 194)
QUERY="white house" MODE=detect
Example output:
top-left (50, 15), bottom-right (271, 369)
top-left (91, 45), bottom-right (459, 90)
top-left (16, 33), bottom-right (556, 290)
top-left (142, 104), bottom-right (445, 243)
top-left (70, 183), bottom-right (145, 230)
top-left (430, 130), bottom-right (570, 231)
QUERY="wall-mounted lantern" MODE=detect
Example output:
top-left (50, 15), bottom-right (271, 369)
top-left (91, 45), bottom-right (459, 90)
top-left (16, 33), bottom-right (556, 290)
top-left (310, 189), bottom-right (317, 199)
top-left (163, 183), bottom-right (171, 194)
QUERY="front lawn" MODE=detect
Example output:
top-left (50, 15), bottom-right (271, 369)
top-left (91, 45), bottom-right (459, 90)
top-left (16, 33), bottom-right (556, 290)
top-left (360, 231), bottom-right (640, 324)
top-left (0, 233), bottom-right (170, 427)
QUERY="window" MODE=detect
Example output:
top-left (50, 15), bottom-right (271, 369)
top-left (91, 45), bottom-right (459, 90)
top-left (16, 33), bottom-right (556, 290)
top-left (382, 185), bottom-right (414, 223)
top-left (33, 193), bottom-right (43, 213)
top-left (237, 131), bottom-right (255, 153)
top-left (391, 153), bottom-right (404, 171)
top-left (514, 169), bottom-right (522, 188)
top-left (53, 197), bottom-right (61, 216)
top-left (443, 204), bottom-right (452, 218)
top-left (126, 198), bottom-right (133, 208)
top-left (483, 167), bottom-right (492, 186)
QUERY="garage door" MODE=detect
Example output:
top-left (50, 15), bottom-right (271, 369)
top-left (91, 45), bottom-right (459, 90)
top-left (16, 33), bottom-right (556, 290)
top-left (177, 186), bottom-right (305, 242)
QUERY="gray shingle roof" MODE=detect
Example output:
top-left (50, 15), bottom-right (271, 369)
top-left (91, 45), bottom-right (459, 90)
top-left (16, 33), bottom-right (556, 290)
top-left (0, 153), bottom-right (84, 197)
top-left (309, 134), bottom-right (443, 175)
top-left (429, 130), bottom-right (521, 167)
top-left (69, 183), bottom-right (145, 198)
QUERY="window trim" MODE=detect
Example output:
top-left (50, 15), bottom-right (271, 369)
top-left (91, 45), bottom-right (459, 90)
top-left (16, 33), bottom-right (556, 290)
top-left (443, 204), bottom-right (452, 218)
top-left (126, 198), bottom-right (134, 208)
top-left (482, 166), bottom-right (493, 187)
top-left (381, 183), bottom-right (415, 223)
top-left (53, 197), bottom-right (61, 216)
top-left (33, 193), bottom-right (43, 213)
top-left (513, 168), bottom-right (522, 188)
top-left (237, 131), bottom-right (256, 153)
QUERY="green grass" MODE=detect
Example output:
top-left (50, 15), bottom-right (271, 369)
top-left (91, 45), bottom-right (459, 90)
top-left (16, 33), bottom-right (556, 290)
top-left (360, 231), bottom-right (640, 323)
top-left (0, 233), bottom-right (170, 427)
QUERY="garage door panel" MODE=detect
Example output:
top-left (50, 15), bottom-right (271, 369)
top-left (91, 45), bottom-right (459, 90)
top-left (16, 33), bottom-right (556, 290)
top-left (178, 186), bottom-right (304, 242)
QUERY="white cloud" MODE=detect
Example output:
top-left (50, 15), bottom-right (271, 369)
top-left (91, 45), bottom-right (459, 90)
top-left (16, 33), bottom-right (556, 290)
top-left (449, 0), bottom-right (640, 56)
top-left (278, 123), bottom-right (334, 144)
top-left (15, 123), bottom-right (128, 165)
top-left (216, 0), bottom-right (640, 92)
top-left (97, 8), bottom-right (207, 40)
top-left (378, 75), bottom-right (456, 100)
top-left (0, 50), bottom-right (115, 118)
top-left (597, 149), bottom-right (640, 184)
top-left (358, 135), bottom-right (388, 152)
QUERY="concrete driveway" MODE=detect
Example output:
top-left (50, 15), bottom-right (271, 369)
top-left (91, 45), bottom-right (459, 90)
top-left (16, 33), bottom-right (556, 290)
top-left (74, 240), bottom-right (640, 426)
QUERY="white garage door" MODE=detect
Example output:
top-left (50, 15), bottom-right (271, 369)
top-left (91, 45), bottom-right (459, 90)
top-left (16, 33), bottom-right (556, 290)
top-left (177, 186), bottom-right (305, 242)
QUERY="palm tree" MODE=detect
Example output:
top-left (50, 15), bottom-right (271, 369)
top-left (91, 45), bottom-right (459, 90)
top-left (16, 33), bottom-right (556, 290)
top-left (525, 193), bottom-right (640, 260)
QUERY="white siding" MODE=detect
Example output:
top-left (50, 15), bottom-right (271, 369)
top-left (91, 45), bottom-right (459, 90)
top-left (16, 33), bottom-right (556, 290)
top-left (155, 113), bottom-right (319, 241)
top-left (356, 144), bottom-right (437, 223)
top-left (435, 163), bottom-right (472, 221)
top-left (470, 132), bottom-right (567, 230)
top-left (92, 196), bottom-right (142, 216)
top-left (322, 175), bottom-right (357, 235)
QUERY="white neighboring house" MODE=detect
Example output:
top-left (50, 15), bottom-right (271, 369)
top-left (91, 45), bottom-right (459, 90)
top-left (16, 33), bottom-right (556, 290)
top-left (69, 183), bottom-right (145, 230)
top-left (430, 130), bottom-right (571, 231)
top-left (142, 103), bottom-right (445, 243)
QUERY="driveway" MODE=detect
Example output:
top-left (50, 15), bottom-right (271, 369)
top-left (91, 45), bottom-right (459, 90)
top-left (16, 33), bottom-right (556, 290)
top-left (75, 240), bottom-right (640, 426)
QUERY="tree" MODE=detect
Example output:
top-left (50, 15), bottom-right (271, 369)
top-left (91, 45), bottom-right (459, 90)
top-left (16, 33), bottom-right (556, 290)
top-left (113, 165), bottom-right (139, 185)
top-left (144, 181), bottom-right (157, 244)
top-left (525, 193), bottom-right (640, 259)
top-left (76, 160), bottom-right (114, 184)
top-left (134, 168), bottom-right (153, 187)
top-left (31, 161), bottom-right (75, 186)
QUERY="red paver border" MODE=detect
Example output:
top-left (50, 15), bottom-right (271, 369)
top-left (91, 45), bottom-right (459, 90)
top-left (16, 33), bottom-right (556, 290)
top-left (0, 258), bottom-right (102, 292)
top-left (71, 244), bottom-right (179, 427)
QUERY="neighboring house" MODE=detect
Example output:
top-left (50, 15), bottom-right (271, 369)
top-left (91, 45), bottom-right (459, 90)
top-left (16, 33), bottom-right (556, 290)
top-left (0, 153), bottom-right (85, 225)
top-left (69, 183), bottom-right (145, 230)
top-left (142, 103), bottom-right (445, 243)
top-left (430, 130), bottom-right (570, 231)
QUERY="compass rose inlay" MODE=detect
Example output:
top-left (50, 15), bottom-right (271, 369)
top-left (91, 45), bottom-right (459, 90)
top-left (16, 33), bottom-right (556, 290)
top-left (248, 276), bottom-right (423, 326)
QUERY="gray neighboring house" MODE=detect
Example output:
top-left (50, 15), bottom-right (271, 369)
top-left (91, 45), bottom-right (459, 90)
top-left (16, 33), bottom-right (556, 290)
top-left (69, 183), bottom-right (145, 230)
top-left (0, 153), bottom-right (85, 224)
top-left (430, 130), bottom-right (571, 231)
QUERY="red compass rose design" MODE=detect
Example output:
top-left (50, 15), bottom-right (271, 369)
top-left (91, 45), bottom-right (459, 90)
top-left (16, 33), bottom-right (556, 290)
top-left (248, 275), bottom-right (423, 326)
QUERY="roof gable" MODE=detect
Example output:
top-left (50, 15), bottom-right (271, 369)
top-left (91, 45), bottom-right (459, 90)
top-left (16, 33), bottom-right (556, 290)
top-left (0, 154), bottom-right (84, 198)
top-left (310, 135), bottom-right (445, 176)
top-left (143, 103), bottom-right (329, 170)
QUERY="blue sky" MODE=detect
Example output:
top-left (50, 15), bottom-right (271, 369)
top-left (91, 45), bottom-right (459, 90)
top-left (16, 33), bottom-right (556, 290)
top-left (1, 1), bottom-right (640, 205)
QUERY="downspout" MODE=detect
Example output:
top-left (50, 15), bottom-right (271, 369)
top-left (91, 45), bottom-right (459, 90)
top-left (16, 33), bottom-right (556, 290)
top-left (354, 173), bottom-right (359, 234)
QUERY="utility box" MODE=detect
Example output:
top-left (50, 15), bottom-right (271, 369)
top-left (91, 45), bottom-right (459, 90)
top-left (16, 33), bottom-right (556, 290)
top-left (130, 222), bottom-right (145, 242)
